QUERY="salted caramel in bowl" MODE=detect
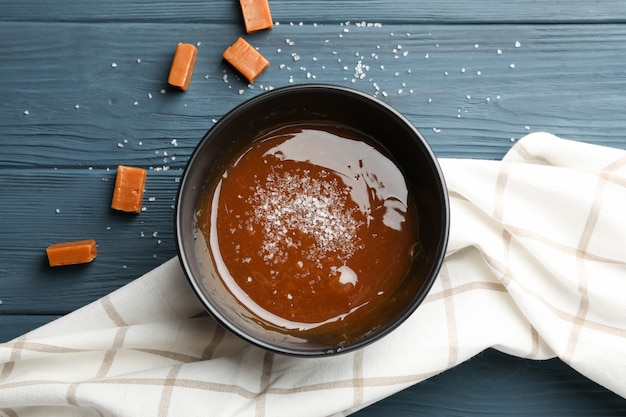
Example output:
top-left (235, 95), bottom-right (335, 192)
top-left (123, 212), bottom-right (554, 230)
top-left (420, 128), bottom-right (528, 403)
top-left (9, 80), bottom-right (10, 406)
top-left (175, 84), bottom-right (449, 356)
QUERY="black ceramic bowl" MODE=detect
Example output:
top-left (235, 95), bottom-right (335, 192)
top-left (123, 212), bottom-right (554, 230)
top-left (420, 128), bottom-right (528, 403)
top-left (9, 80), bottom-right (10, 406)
top-left (175, 84), bottom-right (449, 356)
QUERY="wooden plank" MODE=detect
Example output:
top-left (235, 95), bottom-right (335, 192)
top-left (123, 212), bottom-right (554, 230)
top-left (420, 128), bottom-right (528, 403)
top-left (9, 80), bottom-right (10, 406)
top-left (356, 349), bottom-right (626, 416)
top-left (2, 0), bottom-right (626, 413)
top-left (0, 169), bottom-right (179, 315)
top-left (1, 0), bottom-right (626, 24)
top-left (0, 314), bottom-right (62, 342)
top-left (3, 22), bottom-right (626, 171)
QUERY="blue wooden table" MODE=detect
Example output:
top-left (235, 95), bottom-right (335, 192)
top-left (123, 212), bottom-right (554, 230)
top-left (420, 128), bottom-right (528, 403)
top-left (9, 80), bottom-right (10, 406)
top-left (2, 0), bottom-right (626, 414)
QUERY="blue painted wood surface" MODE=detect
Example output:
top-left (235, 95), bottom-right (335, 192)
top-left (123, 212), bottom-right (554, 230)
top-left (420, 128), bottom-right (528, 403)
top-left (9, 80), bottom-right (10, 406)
top-left (1, 0), bottom-right (626, 414)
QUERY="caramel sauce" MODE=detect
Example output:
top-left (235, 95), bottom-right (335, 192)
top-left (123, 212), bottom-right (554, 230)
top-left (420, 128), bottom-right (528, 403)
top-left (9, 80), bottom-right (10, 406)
top-left (194, 123), bottom-right (419, 335)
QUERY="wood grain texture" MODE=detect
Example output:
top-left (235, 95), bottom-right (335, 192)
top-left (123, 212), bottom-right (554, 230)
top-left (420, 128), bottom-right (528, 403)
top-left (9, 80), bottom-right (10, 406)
top-left (0, 169), bottom-right (179, 314)
top-left (2, 0), bottom-right (626, 23)
top-left (0, 314), bottom-right (62, 341)
top-left (1, 0), bottom-right (626, 415)
top-left (356, 349), bottom-right (626, 416)
top-left (4, 22), bottom-right (626, 170)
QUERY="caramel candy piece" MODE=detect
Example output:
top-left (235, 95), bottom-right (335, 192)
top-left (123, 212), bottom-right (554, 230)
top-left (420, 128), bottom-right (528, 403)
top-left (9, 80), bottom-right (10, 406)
top-left (222, 37), bottom-right (269, 83)
top-left (111, 165), bottom-right (146, 214)
top-left (46, 239), bottom-right (97, 267)
top-left (239, 0), bottom-right (274, 33)
top-left (167, 42), bottom-right (198, 91)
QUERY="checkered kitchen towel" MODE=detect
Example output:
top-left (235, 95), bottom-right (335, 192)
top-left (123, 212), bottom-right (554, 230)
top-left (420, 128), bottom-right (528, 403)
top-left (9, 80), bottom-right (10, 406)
top-left (1, 132), bottom-right (625, 416)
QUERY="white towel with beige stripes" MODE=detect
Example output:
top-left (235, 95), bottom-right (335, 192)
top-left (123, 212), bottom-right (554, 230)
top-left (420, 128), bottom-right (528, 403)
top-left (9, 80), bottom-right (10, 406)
top-left (1, 132), bottom-right (625, 416)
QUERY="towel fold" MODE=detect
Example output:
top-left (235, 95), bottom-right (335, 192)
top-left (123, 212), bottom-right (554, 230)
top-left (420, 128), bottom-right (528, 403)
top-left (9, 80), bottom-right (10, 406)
top-left (1, 132), bottom-right (625, 416)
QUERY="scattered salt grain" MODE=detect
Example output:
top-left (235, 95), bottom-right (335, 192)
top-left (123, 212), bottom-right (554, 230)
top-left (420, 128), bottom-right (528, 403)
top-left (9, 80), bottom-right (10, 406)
top-left (23, 110), bottom-right (29, 115)
top-left (497, 48), bottom-right (503, 55)
top-left (111, 63), bottom-right (117, 68)
top-left (515, 41), bottom-right (521, 48)
top-left (510, 63), bottom-right (516, 69)
top-left (55, 208), bottom-right (60, 214)
top-left (74, 104), bottom-right (80, 109)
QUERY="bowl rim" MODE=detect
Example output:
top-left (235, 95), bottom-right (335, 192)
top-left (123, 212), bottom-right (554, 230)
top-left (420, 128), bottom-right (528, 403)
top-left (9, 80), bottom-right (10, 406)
top-left (175, 83), bottom-right (450, 356)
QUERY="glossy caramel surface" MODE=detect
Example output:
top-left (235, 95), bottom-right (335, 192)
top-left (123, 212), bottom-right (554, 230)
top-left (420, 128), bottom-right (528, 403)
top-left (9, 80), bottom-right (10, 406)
top-left (195, 123), bottom-right (419, 335)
